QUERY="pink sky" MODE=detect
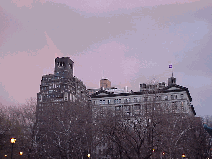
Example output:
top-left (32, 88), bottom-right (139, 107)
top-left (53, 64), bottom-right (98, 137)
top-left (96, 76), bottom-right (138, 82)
top-left (0, 0), bottom-right (212, 116)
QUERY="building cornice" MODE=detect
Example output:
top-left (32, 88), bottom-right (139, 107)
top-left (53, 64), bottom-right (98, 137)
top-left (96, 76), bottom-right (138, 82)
top-left (90, 84), bottom-right (192, 102)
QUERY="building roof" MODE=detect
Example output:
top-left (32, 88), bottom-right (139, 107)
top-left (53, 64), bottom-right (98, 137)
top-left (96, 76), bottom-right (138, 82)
top-left (90, 84), bottom-right (192, 103)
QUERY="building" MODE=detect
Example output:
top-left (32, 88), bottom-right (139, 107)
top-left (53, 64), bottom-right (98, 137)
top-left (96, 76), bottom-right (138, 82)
top-left (91, 74), bottom-right (195, 118)
top-left (90, 74), bottom-right (196, 158)
top-left (35, 57), bottom-right (90, 158)
top-left (88, 78), bottom-right (129, 96)
top-left (36, 57), bottom-right (89, 123)
top-left (100, 78), bottom-right (111, 89)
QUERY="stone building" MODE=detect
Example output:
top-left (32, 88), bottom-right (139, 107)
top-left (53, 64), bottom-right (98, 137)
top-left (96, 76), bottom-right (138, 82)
top-left (36, 57), bottom-right (89, 123)
top-left (91, 74), bottom-right (195, 119)
top-left (35, 57), bottom-right (90, 158)
top-left (90, 74), bottom-right (196, 159)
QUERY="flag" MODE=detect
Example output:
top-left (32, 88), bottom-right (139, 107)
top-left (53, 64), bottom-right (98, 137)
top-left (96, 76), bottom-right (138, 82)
top-left (169, 64), bottom-right (172, 68)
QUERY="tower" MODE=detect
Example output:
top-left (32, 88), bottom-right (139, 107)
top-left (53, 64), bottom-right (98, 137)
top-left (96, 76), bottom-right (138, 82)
top-left (36, 57), bottom-right (88, 125)
top-left (54, 57), bottom-right (74, 78)
top-left (36, 57), bottom-right (91, 158)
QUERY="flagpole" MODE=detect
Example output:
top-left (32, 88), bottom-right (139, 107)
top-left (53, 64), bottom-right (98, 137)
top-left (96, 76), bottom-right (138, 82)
top-left (169, 64), bottom-right (173, 77)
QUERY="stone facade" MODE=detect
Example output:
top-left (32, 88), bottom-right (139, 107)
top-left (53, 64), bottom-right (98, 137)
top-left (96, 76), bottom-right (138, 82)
top-left (90, 75), bottom-right (195, 159)
top-left (36, 57), bottom-right (89, 132)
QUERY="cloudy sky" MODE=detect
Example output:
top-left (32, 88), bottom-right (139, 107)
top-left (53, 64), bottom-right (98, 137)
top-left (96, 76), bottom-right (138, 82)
top-left (0, 0), bottom-right (212, 116)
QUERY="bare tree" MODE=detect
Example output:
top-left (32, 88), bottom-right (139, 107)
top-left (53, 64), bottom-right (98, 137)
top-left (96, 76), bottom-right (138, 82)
top-left (36, 100), bottom-right (92, 159)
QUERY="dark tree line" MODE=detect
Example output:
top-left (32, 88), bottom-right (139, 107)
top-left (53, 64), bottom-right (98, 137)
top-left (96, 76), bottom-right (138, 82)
top-left (0, 98), bottom-right (92, 159)
top-left (93, 109), bottom-right (210, 159)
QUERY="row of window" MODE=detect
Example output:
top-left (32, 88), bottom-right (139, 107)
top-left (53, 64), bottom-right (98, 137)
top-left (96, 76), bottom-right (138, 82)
top-left (94, 94), bottom-right (184, 105)
top-left (41, 84), bottom-right (73, 90)
top-left (114, 101), bottom-right (186, 113)
top-left (95, 106), bottom-right (187, 118)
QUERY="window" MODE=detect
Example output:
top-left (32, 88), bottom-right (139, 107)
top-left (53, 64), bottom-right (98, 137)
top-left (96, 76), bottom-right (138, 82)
top-left (181, 101), bottom-right (184, 112)
top-left (164, 95), bottom-right (168, 100)
top-left (125, 112), bottom-right (130, 116)
top-left (124, 98), bottom-right (128, 103)
top-left (100, 100), bottom-right (102, 104)
top-left (134, 98), bottom-right (137, 102)
top-left (171, 95), bottom-right (174, 100)
top-left (181, 94), bottom-right (184, 99)
top-left (49, 90), bottom-right (53, 93)
top-left (69, 63), bottom-right (72, 69)
top-left (134, 111), bottom-right (140, 115)
top-left (144, 97), bottom-right (148, 102)
top-left (102, 100), bottom-right (105, 104)
top-left (124, 106), bottom-right (130, 111)
top-left (156, 96), bottom-right (161, 101)
top-left (115, 106), bottom-right (121, 111)
top-left (119, 99), bottom-right (121, 103)
top-left (39, 95), bottom-right (42, 101)
top-left (172, 102), bottom-right (177, 113)
top-left (134, 105), bottom-right (140, 110)
top-left (108, 99), bottom-right (111, 104)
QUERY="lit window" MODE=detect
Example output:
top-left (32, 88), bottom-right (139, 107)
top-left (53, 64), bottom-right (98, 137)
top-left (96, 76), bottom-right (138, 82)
top-left (49, 90), bottom-right (53, 93)
top-left (181, 101), bottom-right (184, 112)
top-left (125, 112), bottom-right (130, 116)
top-left (115, 106), bottom-right (121, 111)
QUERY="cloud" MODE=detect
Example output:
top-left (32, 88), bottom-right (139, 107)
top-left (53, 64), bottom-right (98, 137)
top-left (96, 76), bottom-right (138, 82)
top-left (0, 31), bottom-right (63, 105)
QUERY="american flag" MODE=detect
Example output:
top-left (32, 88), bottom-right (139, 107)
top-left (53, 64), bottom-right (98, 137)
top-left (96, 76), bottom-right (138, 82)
top-left (169, 64), bottom-right (172, 68)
